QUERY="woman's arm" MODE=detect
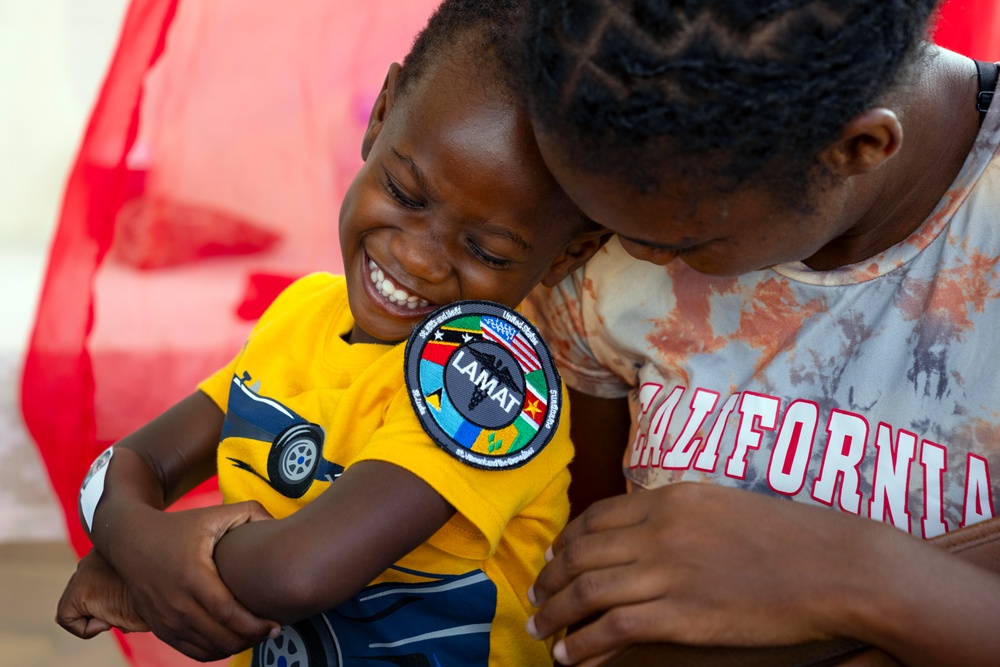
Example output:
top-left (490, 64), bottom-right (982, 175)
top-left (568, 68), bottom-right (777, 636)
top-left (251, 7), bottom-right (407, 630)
top-left (565, 388), bottom-right (630, 519)
top-left (86, 390), bottom-right (279, 660)
top-left (214, 459), bottom-right (455, 623)
top-left (527, 482), bottom-right (1000, 667)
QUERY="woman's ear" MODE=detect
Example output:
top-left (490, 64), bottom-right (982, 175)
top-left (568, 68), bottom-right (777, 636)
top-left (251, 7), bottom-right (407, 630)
top-left (541, 228), bottom-right (613, 287)
top-left (361, 63), bottom-right (402, 161)
top-left (820, 108), bottom-right (903, 175)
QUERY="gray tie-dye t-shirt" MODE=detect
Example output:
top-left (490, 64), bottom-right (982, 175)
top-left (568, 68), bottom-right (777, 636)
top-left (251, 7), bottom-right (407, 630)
top-left (525, 105), bottom-right (1000, 539)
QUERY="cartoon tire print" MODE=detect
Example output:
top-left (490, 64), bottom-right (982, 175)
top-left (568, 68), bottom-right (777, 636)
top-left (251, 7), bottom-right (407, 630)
top-left (252, 617), bottom-right (341, 667)
top-left (266, 423), bottom-right (324, 498)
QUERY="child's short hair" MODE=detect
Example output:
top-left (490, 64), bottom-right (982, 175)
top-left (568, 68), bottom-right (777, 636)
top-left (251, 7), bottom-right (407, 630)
top-left (520, 0), bottom-right (939, 195)
top-left (396, 0), bottom-right (521, 99)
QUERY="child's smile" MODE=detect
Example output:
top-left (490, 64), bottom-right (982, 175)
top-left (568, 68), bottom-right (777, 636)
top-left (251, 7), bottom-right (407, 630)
top-left (339, 52), bottom-right (601, 346)
top-left (366, 256), bottom-right (432, 310)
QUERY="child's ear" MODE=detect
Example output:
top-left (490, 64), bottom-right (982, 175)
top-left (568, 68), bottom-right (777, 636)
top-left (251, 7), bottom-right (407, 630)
top-left (819, 107), bottom-right (903, 176)
top-left (541, 228), bottom-right (613, 288)
top-left (361, 63), bottom-right (402, 161)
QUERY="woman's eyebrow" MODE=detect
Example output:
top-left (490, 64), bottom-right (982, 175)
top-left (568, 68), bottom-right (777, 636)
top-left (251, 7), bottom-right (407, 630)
top-left (391, 147), bottom-right (441, 200)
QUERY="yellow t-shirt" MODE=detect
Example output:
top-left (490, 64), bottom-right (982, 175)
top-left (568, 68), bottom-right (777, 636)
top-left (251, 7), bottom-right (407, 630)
top-left (199, 273), bottom-right (571, 667)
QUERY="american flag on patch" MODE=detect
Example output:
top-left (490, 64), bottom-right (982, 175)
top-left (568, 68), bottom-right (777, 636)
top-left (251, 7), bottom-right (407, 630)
top-left (481, 316), bottom-right (541, 373)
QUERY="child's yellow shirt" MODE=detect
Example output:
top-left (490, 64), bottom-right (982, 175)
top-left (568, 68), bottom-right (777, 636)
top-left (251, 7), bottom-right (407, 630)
top-left (199, 273), bottom-right (571, 666)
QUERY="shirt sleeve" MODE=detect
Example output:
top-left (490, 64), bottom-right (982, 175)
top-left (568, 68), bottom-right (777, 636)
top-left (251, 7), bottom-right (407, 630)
top-left (523, 266), bottom-right (632, 399)
top-left (352, 383), bottom-right (574, 562)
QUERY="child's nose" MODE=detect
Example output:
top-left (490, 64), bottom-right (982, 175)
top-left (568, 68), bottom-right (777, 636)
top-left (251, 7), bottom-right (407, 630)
top-left (390, 231), bottom-right (451, 283)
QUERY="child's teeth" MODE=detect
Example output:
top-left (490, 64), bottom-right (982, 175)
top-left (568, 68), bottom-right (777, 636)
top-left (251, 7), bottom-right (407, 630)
top-left (367, 256), bottom-right (430, 309)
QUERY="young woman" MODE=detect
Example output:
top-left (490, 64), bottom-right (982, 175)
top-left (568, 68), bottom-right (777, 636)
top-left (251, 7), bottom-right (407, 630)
top-left (518, 1), bottom-right (1000, 665)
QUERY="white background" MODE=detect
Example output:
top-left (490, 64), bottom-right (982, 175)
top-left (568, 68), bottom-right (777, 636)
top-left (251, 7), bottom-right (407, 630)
top-left (0, 0), bottom-right (129, 541)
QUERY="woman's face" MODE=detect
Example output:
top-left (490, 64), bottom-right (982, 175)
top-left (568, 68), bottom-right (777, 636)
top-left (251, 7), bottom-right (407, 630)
top-left (534, 133), bottom-right (865, 275)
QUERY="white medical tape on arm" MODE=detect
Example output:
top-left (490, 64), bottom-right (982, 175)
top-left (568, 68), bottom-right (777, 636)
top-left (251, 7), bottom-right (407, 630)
top-left (79, 446), bottom-right (114, 532)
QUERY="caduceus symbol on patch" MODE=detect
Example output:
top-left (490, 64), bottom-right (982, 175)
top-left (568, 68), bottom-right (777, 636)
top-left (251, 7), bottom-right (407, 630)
top-left (465, 346), bottom-right (520, 411)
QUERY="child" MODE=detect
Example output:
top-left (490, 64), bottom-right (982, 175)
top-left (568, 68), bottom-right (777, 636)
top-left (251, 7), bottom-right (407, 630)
top-left (517, 0), bottom-right (1000, 665)
top-left (56, 1), bottom-right (607, 665)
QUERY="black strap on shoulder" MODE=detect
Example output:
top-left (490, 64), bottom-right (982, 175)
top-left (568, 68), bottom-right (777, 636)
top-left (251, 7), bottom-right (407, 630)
top-left (974, 59), bottom-right (998, 125)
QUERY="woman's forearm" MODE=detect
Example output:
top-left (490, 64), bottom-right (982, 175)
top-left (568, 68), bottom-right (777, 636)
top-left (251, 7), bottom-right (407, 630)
top-left (835, 518), bottom-right (1000, 666)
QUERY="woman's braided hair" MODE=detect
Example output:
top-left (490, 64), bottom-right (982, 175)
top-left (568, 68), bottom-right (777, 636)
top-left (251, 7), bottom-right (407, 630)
top-left (522, 0), bottom-right (940, 193)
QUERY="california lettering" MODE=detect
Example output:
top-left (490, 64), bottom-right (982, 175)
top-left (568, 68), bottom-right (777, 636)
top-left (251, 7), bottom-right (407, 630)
top-left (628, 383), bottom-right (996, 538)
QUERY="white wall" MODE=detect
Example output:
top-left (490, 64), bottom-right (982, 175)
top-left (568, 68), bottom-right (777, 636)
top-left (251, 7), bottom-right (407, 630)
top-left (0, 0), bottom-right (129, 249)
top-left (0, 0), bottom-right (129, 541)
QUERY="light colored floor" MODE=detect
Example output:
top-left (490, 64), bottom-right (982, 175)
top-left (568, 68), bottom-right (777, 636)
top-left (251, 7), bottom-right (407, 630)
top-left (0, 247), bottom-right (132, 667)
top-left (0, 540), bottom-right (129, 667)
top-left (0, 4), bottom-right (132, 663)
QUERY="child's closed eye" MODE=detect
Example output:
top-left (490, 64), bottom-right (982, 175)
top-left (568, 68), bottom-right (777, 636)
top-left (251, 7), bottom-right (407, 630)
top-left (383, 171), bottom-right (425, 210)
top-left (468, 241), bottom-right (511, 269)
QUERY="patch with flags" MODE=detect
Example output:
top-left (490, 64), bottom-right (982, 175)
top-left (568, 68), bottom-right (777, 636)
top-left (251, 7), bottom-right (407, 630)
top-left (404, 301), bottom-right (562, 470)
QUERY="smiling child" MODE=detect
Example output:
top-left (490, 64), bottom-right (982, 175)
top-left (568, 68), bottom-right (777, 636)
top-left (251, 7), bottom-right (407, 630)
top-left (56, 2), bottom-right (607, 666)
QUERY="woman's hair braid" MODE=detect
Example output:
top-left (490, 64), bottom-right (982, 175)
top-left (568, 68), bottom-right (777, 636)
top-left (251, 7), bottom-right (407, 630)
top-left (522, 0), bottom-right (940, 192)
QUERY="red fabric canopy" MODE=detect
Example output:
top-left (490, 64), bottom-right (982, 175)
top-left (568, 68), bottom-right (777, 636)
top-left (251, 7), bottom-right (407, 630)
top-left (933, 0), bottom-right (1000, 61)
top-left (22, 1), bottom-right (436, 664)
top-left (20, 0), bottom-right (1000, 664)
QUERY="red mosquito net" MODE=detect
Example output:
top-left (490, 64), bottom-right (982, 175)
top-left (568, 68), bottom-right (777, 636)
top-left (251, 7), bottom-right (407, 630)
top-left (21, 0), bottom-right (437, 664)
top-left (19, 0), bottom-right (1000, 665)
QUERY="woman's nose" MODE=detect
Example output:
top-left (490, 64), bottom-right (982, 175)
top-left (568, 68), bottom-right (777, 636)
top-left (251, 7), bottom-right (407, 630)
top-left (618, 239), bottom-right (679, 266)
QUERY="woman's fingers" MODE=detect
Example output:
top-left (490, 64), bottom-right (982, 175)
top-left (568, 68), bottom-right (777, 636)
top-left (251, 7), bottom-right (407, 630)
top-left (553, 601), bottom-right (672, 665)
top-left (533, 492), bottom-right (655, 602)
top-left (529, 483), bottom-right (860, 664)
top-left (530, 534), bottom-right (657, 640)
top-left (554, 492), bottom-right (654, 551)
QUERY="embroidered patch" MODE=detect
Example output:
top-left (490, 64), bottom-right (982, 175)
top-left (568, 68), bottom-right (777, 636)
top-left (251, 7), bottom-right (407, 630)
top-left (404, 301), bottom-right (562, 470)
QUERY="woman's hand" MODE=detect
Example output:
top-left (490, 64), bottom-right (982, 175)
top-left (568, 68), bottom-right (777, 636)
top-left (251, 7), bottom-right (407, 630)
top-left (57, 549), bottom-right (150, 638)
top-left (106, 500), bottom-right (280, 661)
top-left (526, 482), bottom-right (1000, 667)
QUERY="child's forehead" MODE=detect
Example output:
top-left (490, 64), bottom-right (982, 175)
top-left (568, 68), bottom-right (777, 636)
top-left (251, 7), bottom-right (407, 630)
top-left (391, 63), bottom-right (542, 175)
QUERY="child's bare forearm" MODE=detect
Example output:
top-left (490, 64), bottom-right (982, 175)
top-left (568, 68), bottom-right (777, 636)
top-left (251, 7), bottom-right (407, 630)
top-left (87, 391), bottom-right (223, 560)
top-left (80, 391), bottom-right (280, 660)
top-left (214, 459), bottom-right (455, 624)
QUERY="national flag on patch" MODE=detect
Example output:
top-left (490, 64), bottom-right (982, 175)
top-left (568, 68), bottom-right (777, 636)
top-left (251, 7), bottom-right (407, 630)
top-left (421, 340), bottom-right (458, 366)
top-left (520, 384), bottom-right (547, 428)
top-left (481, 316), bottom-right (541, 373)
top-left (438, 324), bottom-right (482, 345)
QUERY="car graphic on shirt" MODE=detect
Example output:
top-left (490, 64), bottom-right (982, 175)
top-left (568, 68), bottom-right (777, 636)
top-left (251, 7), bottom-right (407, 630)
top-left (252, 567), bottom-right (495, 667)
top-left (223, 375), bottom-right (497, 665)
top-left (222, 372), bottom-right (343, 499)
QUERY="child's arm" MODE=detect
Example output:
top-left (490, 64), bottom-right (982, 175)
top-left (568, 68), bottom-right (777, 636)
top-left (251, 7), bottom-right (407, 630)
top-left (212, 458), bottom-right (455, 623)
top-left (85, 390), bottom-right (280, 660)
top-left (57, 549), bottom-right (150, 638)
